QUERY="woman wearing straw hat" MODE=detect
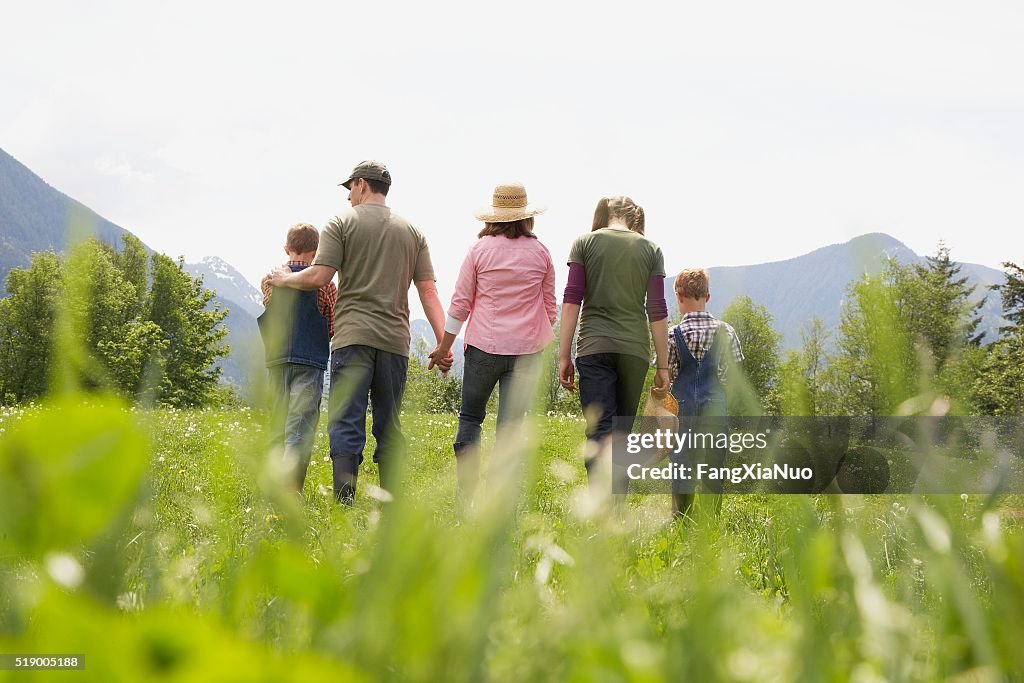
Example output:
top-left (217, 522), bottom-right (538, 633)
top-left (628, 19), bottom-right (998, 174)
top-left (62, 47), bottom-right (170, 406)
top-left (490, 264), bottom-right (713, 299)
top-left (428, 182), bottom-right (557, 500)
top-left (558, 196), bottom-right (670, 488)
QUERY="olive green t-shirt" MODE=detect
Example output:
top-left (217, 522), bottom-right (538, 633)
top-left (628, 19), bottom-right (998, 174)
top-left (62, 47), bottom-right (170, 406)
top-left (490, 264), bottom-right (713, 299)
top-left (313, 204), bottom-right (435, 357)
top-left (567, 227), bottom-right (666, 361)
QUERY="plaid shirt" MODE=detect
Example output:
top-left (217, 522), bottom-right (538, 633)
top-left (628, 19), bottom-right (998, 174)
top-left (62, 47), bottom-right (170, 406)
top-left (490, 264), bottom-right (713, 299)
top-left (667, 311), bottom-right (744, 385)
top-left (261, 260), bottom-right (336, 339)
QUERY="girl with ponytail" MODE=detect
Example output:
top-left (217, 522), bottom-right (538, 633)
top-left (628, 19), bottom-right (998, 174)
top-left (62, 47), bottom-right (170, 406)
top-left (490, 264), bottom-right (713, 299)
top-left (559, 196), bottom-right (669, 488)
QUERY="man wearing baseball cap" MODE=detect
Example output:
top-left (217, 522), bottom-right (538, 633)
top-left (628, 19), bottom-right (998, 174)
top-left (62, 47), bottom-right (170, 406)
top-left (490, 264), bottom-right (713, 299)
top-left (267, 160), bottom-right (452, 503)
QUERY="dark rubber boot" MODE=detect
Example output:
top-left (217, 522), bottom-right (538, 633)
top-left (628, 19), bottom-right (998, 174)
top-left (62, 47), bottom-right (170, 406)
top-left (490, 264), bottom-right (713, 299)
top-left (332, 454), bottom-right (359, 504)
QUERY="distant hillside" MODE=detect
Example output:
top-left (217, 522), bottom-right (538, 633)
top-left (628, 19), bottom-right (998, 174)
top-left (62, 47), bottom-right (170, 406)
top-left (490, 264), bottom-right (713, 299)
top-left (0, 147), bottom-right (260, 386)
top-left (666, 233), bottom-right (1007, 349)
top-left (0, 147), bottom-right (137, 296)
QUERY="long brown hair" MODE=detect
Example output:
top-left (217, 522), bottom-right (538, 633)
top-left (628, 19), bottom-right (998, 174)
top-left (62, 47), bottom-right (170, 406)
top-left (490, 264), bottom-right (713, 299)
top-left (478, 217), bottom-right (537, 239)
top-left (591, 196), bottom-right (645, 235)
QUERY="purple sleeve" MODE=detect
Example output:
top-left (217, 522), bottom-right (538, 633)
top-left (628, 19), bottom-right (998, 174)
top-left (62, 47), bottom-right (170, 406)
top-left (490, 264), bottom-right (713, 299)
top-left (563, 262), bottom-right (586, 305)
top-left (646, 275), bottom-right (668, 322)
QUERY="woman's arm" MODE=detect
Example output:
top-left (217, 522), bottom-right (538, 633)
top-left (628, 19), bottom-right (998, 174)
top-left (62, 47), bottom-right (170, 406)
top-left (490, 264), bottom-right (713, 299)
top-left (559, 261), bottom-right (586, 392)
top-left (559, 303), bottom-right (581, 392)
top-left (446, 247), bottom-right (478, 329)
top-left (650, 318), bottom-right (669, 391)
top-left (428, 248), bottom-right (477, 372)
top-left (543, 253), bottom-right (557, 326)
top-left (646, 275), bottom-right (669, 391)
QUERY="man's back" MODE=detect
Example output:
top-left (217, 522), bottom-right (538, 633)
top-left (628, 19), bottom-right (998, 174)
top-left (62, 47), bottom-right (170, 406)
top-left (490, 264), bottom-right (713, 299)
top-left (314, 204), bottom-right (434, 357)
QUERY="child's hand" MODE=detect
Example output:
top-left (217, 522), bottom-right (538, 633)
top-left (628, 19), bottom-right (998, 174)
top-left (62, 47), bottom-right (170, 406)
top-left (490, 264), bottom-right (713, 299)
top-left (653, 368), bottom-right (669, 392)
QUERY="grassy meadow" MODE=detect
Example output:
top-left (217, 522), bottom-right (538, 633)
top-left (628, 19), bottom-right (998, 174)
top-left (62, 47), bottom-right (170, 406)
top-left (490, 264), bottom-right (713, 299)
top-left (2, 398), bottom-right (1024, 682)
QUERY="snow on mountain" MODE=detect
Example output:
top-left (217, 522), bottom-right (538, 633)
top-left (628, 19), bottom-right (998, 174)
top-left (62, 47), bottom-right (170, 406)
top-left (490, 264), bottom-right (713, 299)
top-left (184, 256), bottom-right (264, 318)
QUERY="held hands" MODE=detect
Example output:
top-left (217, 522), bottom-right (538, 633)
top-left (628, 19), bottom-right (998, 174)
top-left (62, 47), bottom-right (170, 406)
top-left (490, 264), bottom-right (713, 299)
top-left (558, 357), bottom-right (575, 392)
top-left (427, 345), bottom-right (455, 375)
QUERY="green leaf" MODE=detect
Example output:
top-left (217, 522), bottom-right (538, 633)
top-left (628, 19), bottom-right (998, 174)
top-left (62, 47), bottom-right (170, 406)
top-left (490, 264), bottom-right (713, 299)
top-left (0, 396), bottom-right (149, 556)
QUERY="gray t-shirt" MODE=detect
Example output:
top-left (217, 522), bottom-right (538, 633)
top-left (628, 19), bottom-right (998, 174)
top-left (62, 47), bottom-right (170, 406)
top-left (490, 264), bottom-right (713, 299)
top-left (313, 204), bottom-right (435, 357)
top-left (567, 227), bottom-right (665, 361)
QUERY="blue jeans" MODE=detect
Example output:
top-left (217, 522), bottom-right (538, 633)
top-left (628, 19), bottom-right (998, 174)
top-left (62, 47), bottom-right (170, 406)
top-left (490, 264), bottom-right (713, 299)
top-left (327, 345), bottom-right (409, 502)
top-left (576, 352), bottom-right (649, 441)
top-left (454, 345), bottom-right (541, 454)
top-left (268, 363), bottom-right (325, 490)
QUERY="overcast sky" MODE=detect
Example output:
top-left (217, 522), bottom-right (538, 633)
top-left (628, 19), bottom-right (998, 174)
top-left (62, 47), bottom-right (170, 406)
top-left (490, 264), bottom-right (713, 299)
top-left (2, 0), bottom-right (1022, 309)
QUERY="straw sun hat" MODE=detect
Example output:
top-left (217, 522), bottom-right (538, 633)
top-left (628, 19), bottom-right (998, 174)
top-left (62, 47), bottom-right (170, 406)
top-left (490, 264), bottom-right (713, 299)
top-left (474, 182), bottom-right (546, 223)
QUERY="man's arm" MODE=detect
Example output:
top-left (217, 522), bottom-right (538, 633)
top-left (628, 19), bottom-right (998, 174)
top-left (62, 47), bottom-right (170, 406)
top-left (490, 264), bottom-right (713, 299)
top-left (266, 264), bottom-right (336, 291)
top-left (415, 279), bottom-right (453, 372)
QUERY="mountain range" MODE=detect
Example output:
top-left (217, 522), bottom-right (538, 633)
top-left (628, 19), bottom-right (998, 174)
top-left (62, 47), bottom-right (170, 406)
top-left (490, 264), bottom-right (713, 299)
top-left (0, 147), bottom-right (263, 385)
top-left (0, 146), bottom-right (1009, 387)
top-left (678, 232), bottom-right (1007, 349)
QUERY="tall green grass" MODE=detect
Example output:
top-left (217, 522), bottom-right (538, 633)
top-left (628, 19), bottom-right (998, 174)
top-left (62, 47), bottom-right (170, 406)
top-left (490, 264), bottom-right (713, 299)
top-left (1, 398), bottom-right (1023, 681)
top-left (1, 238), bottom-right (1023, 680)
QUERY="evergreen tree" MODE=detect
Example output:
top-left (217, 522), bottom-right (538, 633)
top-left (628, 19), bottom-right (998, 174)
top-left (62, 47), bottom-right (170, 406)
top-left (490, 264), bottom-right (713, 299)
top-left (996, 261), bottom-right (1024, 334)
top-left (720, 295), bottom-right (781, 412)
top-left (776, 317), bottom-right (832, 416)
top-left (0, 240), bottom-right (230, 406)
top-left (973, 336), bottom-right (1024, 415)
top-left (110, 234), bottom-right (149, 321)
top-left (828, 262), bottom-right (918, 416)
top-left (972, 261), bottom-right (1024, 415)
top-left (0, 252), bottom-right (62, 402)
top-left (909, 243), bottom-right (985, 365)
top-left (148, 253), bottom-right (229, 407)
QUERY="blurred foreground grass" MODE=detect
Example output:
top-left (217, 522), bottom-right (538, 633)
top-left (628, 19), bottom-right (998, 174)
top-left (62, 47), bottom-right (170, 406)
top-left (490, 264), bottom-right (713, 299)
top-left (2, 399), bottom-right (1024, 682)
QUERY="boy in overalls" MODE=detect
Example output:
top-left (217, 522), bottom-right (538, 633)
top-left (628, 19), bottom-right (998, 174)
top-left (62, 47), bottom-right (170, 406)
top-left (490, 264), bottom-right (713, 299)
top-left (668, 268), bottom-right (744, 517)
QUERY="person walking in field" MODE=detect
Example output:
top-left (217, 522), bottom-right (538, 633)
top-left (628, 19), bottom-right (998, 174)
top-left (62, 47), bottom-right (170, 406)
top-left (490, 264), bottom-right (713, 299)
top-left (266, 160), bottom-right (452, 503)
top-left (667, 267), bottom-right (744, 517)
top-left (428, 183), bottom-right (557, 501)
top-left (258, 223), bottom-right (336, 493)
top-left (559, 196), bottom-right (670, 487)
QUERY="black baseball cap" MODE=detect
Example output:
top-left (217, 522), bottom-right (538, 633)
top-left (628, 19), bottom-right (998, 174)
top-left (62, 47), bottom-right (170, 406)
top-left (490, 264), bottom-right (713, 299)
top-left (339, 160), bottom-right (392, 189)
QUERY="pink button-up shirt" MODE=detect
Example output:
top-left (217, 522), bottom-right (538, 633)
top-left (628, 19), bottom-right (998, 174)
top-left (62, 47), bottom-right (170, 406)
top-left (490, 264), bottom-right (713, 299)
top-left (447, 235), bottom-right (557, 355)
